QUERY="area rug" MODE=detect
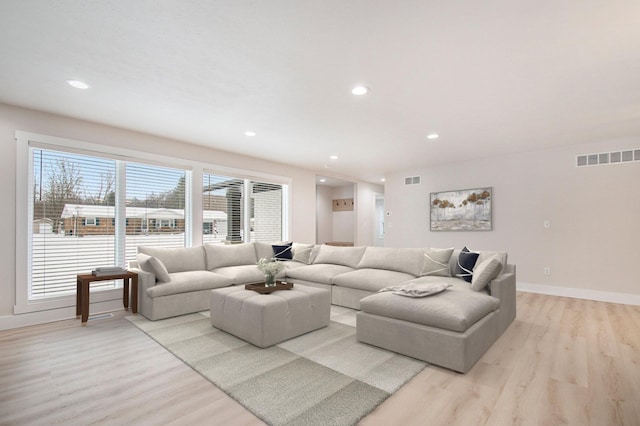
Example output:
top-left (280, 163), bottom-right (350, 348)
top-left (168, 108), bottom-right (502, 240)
top-left (126, 312), bottom-right (426, 426)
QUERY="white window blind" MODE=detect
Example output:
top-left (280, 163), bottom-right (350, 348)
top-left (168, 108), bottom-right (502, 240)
top-left (125, 162), bottom-right (186, 261)
top-left (31, 149), bottom-right (117, 297)
top-left (202, 173), bottom-right (244, 244)
top-left (203, 173), bottom-right (284, 244)
top-left (251, 180), bottom-right (283, 242)
top-left (29, 148), bottom-right (188, 300)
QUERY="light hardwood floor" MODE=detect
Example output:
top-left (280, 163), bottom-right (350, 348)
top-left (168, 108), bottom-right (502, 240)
top-left (1, 292), bottom-right (639, 425)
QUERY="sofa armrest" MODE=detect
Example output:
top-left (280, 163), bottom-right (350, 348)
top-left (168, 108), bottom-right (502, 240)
top-left (130, 267), bottom-right (156, 291)
top-left (488, 264), bottom-right (516, 336)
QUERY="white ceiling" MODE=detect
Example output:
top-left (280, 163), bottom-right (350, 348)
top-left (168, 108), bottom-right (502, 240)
top-left (1, 1), bottom-right (639, 184)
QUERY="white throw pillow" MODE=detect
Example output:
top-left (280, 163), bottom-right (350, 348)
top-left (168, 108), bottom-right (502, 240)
top-left (137, 253), bottom-right (171, 283)
top-left (292, 243), bottom-right (315, 264)
top-left (421, 247), bottom-right (454, 277)
top-left (470, 255), bottom-right (502, 291)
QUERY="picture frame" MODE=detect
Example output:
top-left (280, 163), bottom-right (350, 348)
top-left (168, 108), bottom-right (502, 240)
top-left (430, 187), bottom-right (492, 231)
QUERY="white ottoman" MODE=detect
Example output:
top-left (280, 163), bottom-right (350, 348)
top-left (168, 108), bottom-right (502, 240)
top-left (210, 285), bottom-right (331, 348)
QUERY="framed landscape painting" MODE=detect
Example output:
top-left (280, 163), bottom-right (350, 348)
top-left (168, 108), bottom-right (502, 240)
top-left (430, 187), bottom-right (492, 231)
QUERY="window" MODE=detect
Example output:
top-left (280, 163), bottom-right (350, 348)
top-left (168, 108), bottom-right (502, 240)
top-left (251, 180), bottom-right (283, 242)
top-left (202, 173), bottom-right (244, 244)
top-left (28, 147), bottom-right (187, 300)
top-left (203, 173), bottom-right (285, 244)
top-left (157, 219), bottom-right (176, 228)
top-left (31, 149), bottom-right (116, 298)
top-left (125, 162), bottom-right (186, 260)
top-left (17, 131), bottom-right (289, 313)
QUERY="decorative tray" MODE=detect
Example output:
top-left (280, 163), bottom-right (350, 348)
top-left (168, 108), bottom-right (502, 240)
top-left (245, 281), bottom-right (293, 294)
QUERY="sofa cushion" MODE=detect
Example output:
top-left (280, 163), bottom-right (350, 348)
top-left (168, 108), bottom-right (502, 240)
top-left (332, 269), bottom-right (417, 292)
top-left (292, 243), bottom-right (315, 264)
top-left (421, 247), bottom-right (454, 277)
top-left (283, 260), bottom-right (309, 272)
top-left (254, 241), bottom-right (275, 260)
top-left (138, 246), bottom-right (206, 273)
top-left (285, 263), bottom-right (354, 285)
top-left (313, 245), bottom-right (366, 268)
top-left (146, 270), bottom-right (233, 298)
top-left (471, 256), bottom-right (502, 292)
top-left (454, 247), bottom-right (480, 282)
top-left (205, 243), bottom-right (258, 270)
top-left (359, 285), bottom-right (499, 332)
top-left (137, 253), bottom-right (171, 283)
top-left (357, 247), bottom-right (424, 276)
top-left (211, 265), bottom-right (267, 285)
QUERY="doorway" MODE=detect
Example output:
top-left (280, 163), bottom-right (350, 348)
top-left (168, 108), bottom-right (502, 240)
top-left (315, 176), bottom-right (355, 245)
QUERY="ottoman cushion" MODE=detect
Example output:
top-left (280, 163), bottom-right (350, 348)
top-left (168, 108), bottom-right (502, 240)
top-left (210, 285), bottom-right (330, 347)
top-left (359, 286), bottom-right (499, 333)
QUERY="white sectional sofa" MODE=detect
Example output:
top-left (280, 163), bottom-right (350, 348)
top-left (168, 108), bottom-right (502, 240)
top-left (131, 242), bottom-right (516, 372)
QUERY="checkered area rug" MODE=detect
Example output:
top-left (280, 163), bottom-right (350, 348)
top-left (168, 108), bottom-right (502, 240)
top-left (127, 312), bottom-right (426, 426)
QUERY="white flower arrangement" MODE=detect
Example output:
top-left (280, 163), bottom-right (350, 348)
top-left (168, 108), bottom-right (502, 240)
top-left (257, 258), bottom-right (286, 276)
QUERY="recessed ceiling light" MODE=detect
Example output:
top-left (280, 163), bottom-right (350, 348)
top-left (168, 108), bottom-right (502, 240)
top-left (380, 178), bottom-right (386, 182)
top-left (427, 133), bottom-right (439, 140)
top-left (244, 131), bottom-right (256, 137)
top-left (66, 80), bottom-right (90, 89)
top-left (351, 85), bottom-right (369, 96)
top-left (329, 155), bottom-right (338, 160)
top-left (319, 178), bottom-right (326, 183)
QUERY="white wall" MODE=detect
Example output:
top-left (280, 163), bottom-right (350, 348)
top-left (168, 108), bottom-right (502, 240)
top-left (315, 185), bottom-right (333, 244)
top-left (355, 182), bottom-right (384, 247)
top-left (374, 196), bottom-right (385, 247)
top-left (0, 103), bottom-right (319, 321)
top-left (384, 138), bottom-right (640, 303)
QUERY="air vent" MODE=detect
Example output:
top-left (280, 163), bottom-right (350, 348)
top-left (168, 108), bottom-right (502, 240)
top-left (576, 149), bottom-right (640, 168)
top-left (404, 176), bottom-right (421, 185)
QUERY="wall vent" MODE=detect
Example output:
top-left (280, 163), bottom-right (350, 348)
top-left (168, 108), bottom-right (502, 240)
top-left (404, 176), bottom-right (421, 185)
top-left (576, 149), bottom-right (640, 168)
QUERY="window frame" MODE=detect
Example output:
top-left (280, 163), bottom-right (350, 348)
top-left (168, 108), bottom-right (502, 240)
top-left (15, 131), bottom-right (291, 315)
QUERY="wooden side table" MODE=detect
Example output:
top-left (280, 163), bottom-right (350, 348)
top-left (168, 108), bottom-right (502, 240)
top-left (76, 271), bottom-right (138, 324)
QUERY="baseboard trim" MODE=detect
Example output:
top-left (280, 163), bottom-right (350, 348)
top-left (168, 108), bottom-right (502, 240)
top-left (0, 299), bottom-right (124, 331)
top-left (517, 282), bottom-right (640, 306)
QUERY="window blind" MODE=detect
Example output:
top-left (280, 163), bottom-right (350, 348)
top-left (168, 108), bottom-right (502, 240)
top-left (202, 173), bottom-right (244, 244)
top-left (30, 149), bottom-right (188, 299)
top-left (251, 180), bottom-right (283, 242)
top-left (125, 162), bottom-right (186, 262)
top-left (203, 173), bottom-right (284, 244)
top-left (31, 149), bottom-right (117, 297)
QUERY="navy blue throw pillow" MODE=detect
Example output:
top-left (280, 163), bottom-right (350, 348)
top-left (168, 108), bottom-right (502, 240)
top-left (455, 246), bottom-right (479, 283)
top-left (272, 243), bottom-right (293, 260)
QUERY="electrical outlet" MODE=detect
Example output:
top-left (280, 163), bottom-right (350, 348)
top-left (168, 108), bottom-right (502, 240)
top-left (544, 267), bottom-right (551, 275)
top-left (543, 220), bottom-right (550, 229)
